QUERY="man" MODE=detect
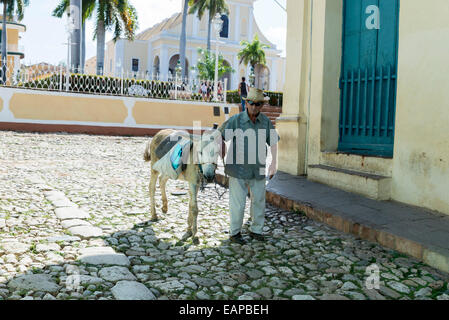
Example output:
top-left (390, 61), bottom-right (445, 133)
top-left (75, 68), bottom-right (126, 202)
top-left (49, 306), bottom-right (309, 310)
top-left (218, 88), bottom-right (280, 245)
top-left (238, 77), bottom-right (249, 112)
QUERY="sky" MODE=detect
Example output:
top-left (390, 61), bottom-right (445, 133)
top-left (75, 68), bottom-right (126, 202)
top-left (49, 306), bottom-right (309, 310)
top-left (19, 0), bottom-right (287, 66)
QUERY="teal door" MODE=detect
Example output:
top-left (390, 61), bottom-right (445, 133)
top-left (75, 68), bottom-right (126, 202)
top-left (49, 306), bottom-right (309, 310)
top-left (338, 0), bottom-right (400, 157)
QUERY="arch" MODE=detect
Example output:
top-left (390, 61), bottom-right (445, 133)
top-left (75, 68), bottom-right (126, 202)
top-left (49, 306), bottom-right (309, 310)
top-left (168, 54), bottom-right (189, 78)
top-left (220, 14), bottom-right (229, 38)
top-left (255, 64), bottom-right (270, 90)
top-left (219, 60), bottom-right (232, 90)
top-left (153, 56), bottom-right (160, 76)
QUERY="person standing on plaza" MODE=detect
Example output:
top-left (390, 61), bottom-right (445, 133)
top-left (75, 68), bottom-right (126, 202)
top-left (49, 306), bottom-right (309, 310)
top-left (217, 81), bottom-right (223, 101)
top-left (201, 82), bottom-right (208, 101)
top-left (238, 77), bottom-right (250, 112)
top-left (207, 81), bottom-right (212, 102)
top-left (218, 88), bottom-right (280, 245)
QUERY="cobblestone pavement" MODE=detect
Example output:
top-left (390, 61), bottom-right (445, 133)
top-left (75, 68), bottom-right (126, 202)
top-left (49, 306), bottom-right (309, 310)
top-left (0, 131), bottom-right (448, 301)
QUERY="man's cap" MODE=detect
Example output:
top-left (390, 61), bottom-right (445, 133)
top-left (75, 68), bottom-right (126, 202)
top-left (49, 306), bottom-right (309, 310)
top-left (243, 87), bottom-right (270, 103)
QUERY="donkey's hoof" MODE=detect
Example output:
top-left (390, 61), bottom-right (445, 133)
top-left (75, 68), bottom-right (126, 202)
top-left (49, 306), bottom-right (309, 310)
top-left (162, 206), bottom-right (168, 213)
top-left (192, 237), bottom-right (200, 245)
top-left (181, 231), bottom-right (193, 241)
top-left (150, 216), bottom-right (159, 222)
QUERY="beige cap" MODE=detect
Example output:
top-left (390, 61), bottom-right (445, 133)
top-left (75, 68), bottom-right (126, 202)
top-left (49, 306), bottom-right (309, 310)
top-left (243, 87), bottom-right (270, 103)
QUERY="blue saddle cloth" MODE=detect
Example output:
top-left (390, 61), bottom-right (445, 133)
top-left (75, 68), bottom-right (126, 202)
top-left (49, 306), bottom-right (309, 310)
top-left (170, 144), bottom-right (184, 170)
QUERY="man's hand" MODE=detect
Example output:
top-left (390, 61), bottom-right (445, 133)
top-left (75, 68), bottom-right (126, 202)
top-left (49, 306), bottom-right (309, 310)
top-left (268, 163), bottom-right (277, 180)
top-left (268, 144), bottom-right (278, 180)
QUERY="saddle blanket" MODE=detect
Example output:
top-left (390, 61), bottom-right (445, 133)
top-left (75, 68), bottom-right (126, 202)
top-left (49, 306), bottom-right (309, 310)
top-left (152, 134), bottom-right (192, 180)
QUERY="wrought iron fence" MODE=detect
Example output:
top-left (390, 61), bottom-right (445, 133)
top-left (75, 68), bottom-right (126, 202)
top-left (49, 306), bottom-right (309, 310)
top-left (0, 63), bottom-right (228, 103)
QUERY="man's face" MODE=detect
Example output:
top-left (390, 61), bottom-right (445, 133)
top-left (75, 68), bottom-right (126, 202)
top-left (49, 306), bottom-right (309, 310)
top-left (246, 100), bottom-right (264, 117)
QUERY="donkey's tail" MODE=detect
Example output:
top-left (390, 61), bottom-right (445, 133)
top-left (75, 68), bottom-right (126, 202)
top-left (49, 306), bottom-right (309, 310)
top-left (143, 141), bottom-right (151, 162)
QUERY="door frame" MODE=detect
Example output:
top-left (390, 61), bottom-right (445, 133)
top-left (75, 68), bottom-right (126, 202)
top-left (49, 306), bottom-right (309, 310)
top-left (337, 0), bottom-right (400, 158)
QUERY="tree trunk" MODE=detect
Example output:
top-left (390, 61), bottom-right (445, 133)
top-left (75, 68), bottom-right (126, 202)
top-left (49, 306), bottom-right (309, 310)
top-left (1, 1), bottom-right (7, 83)
top-left (251, 63), bottom-right (256, 88)
top-left (70, 0), bottom-right (81, 73)
top-left (81, 21), bottom-right (86, 73)
top-left (96, 19), bottom-right (105, 75)
top-left (179, 0), bottom-right (189, 78)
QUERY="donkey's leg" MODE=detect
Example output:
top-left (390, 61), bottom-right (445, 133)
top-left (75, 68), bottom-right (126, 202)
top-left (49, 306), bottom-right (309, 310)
top-left (181, 182), bottom-right (199, 243)
top-left (189, 182), bottom-right (200, 245)
top-left (181, 181), bottom-right (194, 241)
top-left (149, 169), bottom-right (159, 221)
top-left (159, 175), bottom-right (169, 213)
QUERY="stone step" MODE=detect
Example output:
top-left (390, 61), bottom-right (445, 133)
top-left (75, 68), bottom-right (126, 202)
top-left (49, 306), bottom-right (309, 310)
top-left (307, 164), bottom-right (392, 200)
top-left (321, 151), bottom-right (393, 177)
top-left (261, 107), bottom-right (282, 113)
top-left (264, 112), bottom-right (282, 118)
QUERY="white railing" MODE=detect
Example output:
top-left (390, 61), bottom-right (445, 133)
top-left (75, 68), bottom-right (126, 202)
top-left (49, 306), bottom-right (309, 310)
top-left (0, 63), bottom-right (228, 103)
top-left (0, 43), bottom-right (24, 53)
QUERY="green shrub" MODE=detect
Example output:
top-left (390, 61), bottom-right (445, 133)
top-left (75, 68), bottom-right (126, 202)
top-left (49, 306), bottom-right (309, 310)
top-left (225, 89), bottom-right (283, 107)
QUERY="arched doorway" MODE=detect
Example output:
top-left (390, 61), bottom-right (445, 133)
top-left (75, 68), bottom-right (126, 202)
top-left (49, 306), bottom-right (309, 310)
top-left (169, 54), bottom-right (189, 78)
top-left (220, 15), bottom-right (229, 38)
top-left (220, 60), bottom-right (232, 90)
top-left (255, 64), bottom-right (270, 90)
top-left (153, 56), bottom-right (160, 77)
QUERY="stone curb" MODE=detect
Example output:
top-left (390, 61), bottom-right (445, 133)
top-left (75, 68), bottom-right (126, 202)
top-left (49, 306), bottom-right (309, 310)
top-left (215, 173), bottom-right (449, 274)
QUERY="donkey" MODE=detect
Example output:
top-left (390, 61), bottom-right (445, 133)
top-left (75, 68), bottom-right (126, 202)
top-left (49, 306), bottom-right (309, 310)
top-left (143, 128), bottom-right (221, 244)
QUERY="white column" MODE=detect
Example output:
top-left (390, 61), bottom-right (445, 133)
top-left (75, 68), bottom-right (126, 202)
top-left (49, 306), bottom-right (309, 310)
top-left (115, 39), bottom-right (124, 77)
top-left (191, 48), bottom-right (198, 70)
top-left (248, 6), bottom-right (254, 41)
top-left (234, 5), bottom-right (240, 42)
top-left (160, 45), bottom-right (169, 81)
top-left (147, 41), bottom-right (153, 77)
top-left (270, 59), bottom-right (278, 91)
top-left (232, 55), bottom-right (239, 90)
top-left (193, 15), bottom-right (199, 37)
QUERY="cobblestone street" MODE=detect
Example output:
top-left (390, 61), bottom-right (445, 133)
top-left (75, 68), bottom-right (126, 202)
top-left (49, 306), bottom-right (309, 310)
top-left (0, 131), bottom-right (448, 300)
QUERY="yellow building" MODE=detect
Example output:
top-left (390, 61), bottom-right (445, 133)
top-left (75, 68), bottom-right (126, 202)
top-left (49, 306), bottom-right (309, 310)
top-left (91, 0), bottom-right (285, 91)
top-left (0, 14), bottom-right (26, 77)
top-left (277, 0), bottom-right (449, 215)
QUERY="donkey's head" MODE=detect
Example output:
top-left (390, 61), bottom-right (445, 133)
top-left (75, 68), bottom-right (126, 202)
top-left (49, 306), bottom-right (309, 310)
top-left (194, 130), bottom-right (222, 183)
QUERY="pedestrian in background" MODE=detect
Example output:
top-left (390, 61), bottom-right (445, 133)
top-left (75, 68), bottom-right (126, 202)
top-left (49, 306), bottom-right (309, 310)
top-left (238, 77), bottom-right (249, 112)
top-left (218, 81), bottom-right (223, 101)
top-left (207, 81), bottom-right (212, 102)
top-left (201, 82), bottom-right (207, 101)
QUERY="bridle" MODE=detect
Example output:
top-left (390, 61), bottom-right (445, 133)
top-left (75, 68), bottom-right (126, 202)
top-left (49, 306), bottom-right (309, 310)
top-left (194, 140), bottom-right (227, 199)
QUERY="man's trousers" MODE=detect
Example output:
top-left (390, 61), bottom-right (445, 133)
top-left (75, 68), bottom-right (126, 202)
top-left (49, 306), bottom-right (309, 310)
top-left (229, 177), bottom-right (266, 236)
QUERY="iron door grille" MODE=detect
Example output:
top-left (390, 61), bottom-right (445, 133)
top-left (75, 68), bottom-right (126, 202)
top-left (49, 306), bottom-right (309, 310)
top-left (338, 0), bottom-right (400, 157)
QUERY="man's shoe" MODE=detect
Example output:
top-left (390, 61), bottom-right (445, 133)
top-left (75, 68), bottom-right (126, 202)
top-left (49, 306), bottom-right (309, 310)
top-left (249, 231), bottom-right (265, 241)
top-left (230, 233), bottom-right (247, 245)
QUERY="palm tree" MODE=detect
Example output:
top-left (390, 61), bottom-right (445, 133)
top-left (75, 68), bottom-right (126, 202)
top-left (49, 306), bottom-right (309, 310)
top-left (52, 0), bottom-right (96, 73)
top-left (179, 0), bottom-right (189, 78)
top-left (188, 0), bottom-right (229, 51)
top-left (194, 47), bottom-right (233, 80)
top-left (1, 0), bottom-right (29, 82)
top-left (237, 34), bottom-right (270, 88)
top-left (94, 0), bottom-right (138, 75)
top-left (53, 0), bottom-right (138, 75)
